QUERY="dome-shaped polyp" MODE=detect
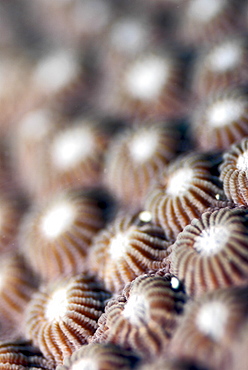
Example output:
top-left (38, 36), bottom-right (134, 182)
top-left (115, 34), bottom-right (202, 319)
top-left (104, 122), bottom-right (180, 210)
top-left (19, 189), bottom-right (105, 282)
top-left (88, 211), bottom-right (172, 294)
top-left (169, 285), bottom-right (248, 369)
top-left (91, 274), bottom-right (187, 360)
top-left (145, 152), bottom-right (225, 239)
top-left (103, 51), bottom-right (187, 120)
top-left (170, 207), bottom-right (248, 296)
top-left (25, 273), bottom-right (111, 365)
top-left (191, 89), bottom-right (248, 151)
top-left (192, 37), bottom-right (248, 98)
top-left (32, 119), bottom-right (109, 199)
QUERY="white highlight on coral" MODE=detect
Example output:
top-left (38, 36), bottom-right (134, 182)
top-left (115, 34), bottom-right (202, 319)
top-left (34, 50), bottom-right (79, 93)
top-left (171, 276), bottom-right (180, 290)
top-left (129, 130), bottom-right (159, 163)
top-left (188, 0), bottom-right (225, 23)
top-left (196, 301), bottom-right (228, 342)
top-left (194, 225), bottom-right (230, 256)
top-left (237, 152), bottom-right (248, 172)
top-left (139, 211), bottom-right (152, 223)
top-left (122, 294), bottom-right (149, 326)
top-left (206, 99), bottom-right (245, 128)
top-left (166, 168), bottom-right (194, 196)
top-left (109, 232), bottom-right (131, 260)
top-left (125, 56), bottom-right (170, 101)
top-left (45, 287), bottom-right (68, 322)
top-left (51, 126), bottom-right (94, 170)
top-left (41, 201), bottom-right (75, 239)
top-left (208, 42), bottom-right (242, 72)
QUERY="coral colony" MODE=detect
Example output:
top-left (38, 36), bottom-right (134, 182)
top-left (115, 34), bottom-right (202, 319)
top-left (1, 0), bottom-right (248, 369)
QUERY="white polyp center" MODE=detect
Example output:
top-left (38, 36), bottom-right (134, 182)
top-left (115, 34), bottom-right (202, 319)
top-left (45, 287), bottom-right (68, 322)
top-left (122, 294), bottom-right (149, 326)
top-left (51, 127), bottom-right (95, 170)
top-left (196, 301), bottom-right (228, 342)
top-left (71, 359), bottom-right (98, 370)
top-left (40, 202), bottom-right (75, 239)
top-left (236, 152), bottom-right (248, 172)
top-left (110, 18), bottom-right (147, 54)
top-left (194, 225), bottom-right (230, 256)
top-left (208, 42), bottom-right (242, 72)
top-left (109, 232), bottom-right (131, 260)
top-left (124, 56), bottom-right (170, 101)
top-left (19, 109), bottom-right (52, 142)
top-left (139, 211), bottom-right (152, 223)
top-left (129, 130), bottom-right (159, 163)
top-left (166, 168), bottom-right (194, 196)
top-left (34, 51), bottom-right (79, 93)
top-left (188, 0), bottom-right (225, 23)
top-left (206, 99), bottom-right (245, 128)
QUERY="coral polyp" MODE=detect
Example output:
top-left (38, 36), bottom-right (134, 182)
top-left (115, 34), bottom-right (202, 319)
top-left (25, 273), bottom-right (111, 365)
top-left (1, 0), bottom-right (248, 368)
